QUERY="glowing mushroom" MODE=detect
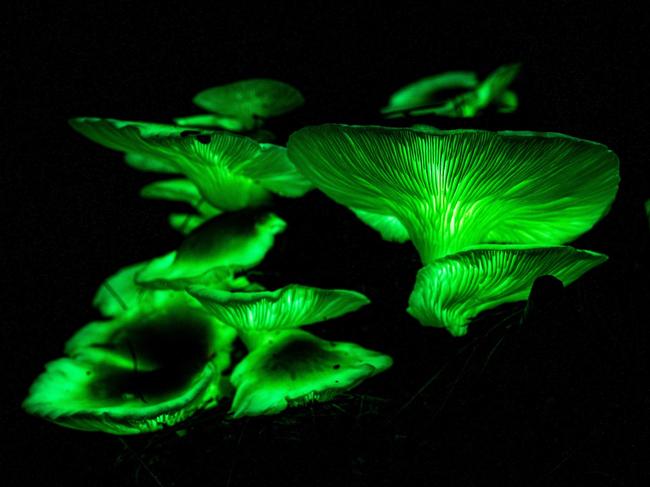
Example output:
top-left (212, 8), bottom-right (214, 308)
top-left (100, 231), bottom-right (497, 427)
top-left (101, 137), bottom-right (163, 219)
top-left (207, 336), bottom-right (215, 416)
top-left (135, 209), bottom-right (287, 290)
top-left (229, 329), bottom-right (392, 418)
top-left (407, 245), bottom-right (607, 336)
top-left (70, 118), bottom-right (312, 211)
top-left (288, 124), bottom-right (619, 263)
top-left (382, 63), bottom-right (520, 118)
top-left (175, 79), bottom-right (304, 132)
top-left (186, 284), bottom-right (390, 416)
top-left (23, 301), bottom-right (237, 434)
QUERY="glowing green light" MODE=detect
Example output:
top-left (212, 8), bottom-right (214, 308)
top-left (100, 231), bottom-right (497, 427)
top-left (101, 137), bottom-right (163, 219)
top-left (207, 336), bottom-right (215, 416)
top-left (136, 210), bottom-right (286, 289)
top-left (187, 284), bottom-right (370, 333)
top-left (23, 302), bottom-right (237, 434)
top-left (288, 124), bottom-right (620, 263)
top-left (140, 178), bottom-right (221, 217)
top-left (176, 79), bottom-right (304, 132)
top-left (124, 152), bottom-right (181, 173)
top-left (382, 64), bottom-right (520, 118)
top-left (407, 245), bottom-right (607, 336)
top-left (229, 329), bottom-right (392, 418)
top-left (168, 213), bottom-right (212, 235)
top-left (70, 118), bottom-right (312, 211)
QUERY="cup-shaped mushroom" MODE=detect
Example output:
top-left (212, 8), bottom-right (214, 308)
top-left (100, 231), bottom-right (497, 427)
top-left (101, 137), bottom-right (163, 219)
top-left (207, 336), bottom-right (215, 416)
top-left (175, 79), bottom-right (304, 132)
top-left (135, 210), bottom-right (286, 290)
top-left (187, 284), bottom-right (370, 349)
top-left (288, 125), bottom-right (620, 263)
top-left (23, 302), bottom-right (237, 434)
top-left (229, 329), bottom-right (392, 418)
top-left (69, 118), bottom-right (312, 211)
top-left (407, 245), bottom-right (608, 336)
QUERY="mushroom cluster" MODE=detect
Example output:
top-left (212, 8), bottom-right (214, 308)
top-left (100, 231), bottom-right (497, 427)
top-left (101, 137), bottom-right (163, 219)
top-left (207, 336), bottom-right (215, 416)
top-left (24, 80), bottom-right (391, 434)
top-left (25, 68), bottom-right (621, 434)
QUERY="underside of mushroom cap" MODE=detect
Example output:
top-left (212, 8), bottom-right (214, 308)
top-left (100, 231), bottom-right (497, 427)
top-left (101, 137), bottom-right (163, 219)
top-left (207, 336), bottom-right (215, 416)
top-left (187, 284), bottom-right (370, 332)
top-left (288, 124), bottom-right (620, 263)
top-left (229, 329), bottom-right (392, 418)
top-left (135, 210), bottom-right (286, 289)
top-left (407, 245), bottom-right (608, 336)
top-left (25, 304), bottom-right (237, 434)
top-left (70, 118), bottom-right (311, 211)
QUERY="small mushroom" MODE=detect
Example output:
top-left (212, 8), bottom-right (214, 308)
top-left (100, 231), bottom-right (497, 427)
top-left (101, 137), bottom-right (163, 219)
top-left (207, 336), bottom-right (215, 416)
top-left (229, 329), bottom-right (392, 418)
top-left (23, 301), bottom-right (237, 434)
top-left (407, 245), bottom-right (607, 336)
top-left (135, 209), bottom-right (287, 290)
top-left (288, 124), bottom-right (619, 263)
top-left (382, 64), bottom-right (520, 118)
top-left (187, 284), bottom-right (370, 348)
top-left (70, 118), bottom-right (312, 211)
top-left (176, 79), bottom-right (304, 132)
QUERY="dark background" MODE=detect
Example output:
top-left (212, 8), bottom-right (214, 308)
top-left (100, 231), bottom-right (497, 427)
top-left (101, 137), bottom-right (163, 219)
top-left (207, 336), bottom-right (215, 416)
top-left (3, 2), bottom-right (648, 486)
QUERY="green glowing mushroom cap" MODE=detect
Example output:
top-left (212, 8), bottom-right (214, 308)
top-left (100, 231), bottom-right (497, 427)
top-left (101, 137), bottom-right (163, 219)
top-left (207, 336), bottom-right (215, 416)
top-left (168, 213), bottom-right (212, 235)
top-left (382, 64), bottom-right (520, 118)
top-left (288, 124), bottom-right (619, 263)
top-left (70, 118), bottom-right (312, 211)
top-left (229, 329), bottom-right (392, 418)
top-left (24, 304), bottom-right (237, 434)
top-left (188, 79), bottom-right (304, 131)
top-left (140, 178), bottom-right (221, 217)
top-left (407, 245), bottom-right (608, 336)
top-left (136, 210), bottom-right (286, 289)
top-left (187, 284), bottom-right (370, 332)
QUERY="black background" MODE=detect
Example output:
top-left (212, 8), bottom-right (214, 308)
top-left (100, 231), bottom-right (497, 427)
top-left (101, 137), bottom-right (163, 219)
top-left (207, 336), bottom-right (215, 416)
top-left (3, 2), bottom-right (649, 486)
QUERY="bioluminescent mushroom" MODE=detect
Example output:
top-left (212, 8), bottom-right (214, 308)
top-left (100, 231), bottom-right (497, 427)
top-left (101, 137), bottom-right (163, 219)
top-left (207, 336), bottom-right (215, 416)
top-left (175, 79), bottom-right (304, 132)
top-left (381, 63), bottom-right (520, 118)
top-left (168, 213), bottom-right (211, 235)
top-left (135, 209), bottom-right (286, 289)
top-left (70, 118), bottom-right (312, 211)
top-left (288, 124), bottom-right (620, 263)
top-left (228, 329), bottom-right (392, 418)
top-left (407, 245), bottom-right (608, 336)
top-left (187, 284), bottom-right (370, 348)
top-left (140, 178), bottom-right (220, 217)
top-left (23, 301), bottom-right (237, 434)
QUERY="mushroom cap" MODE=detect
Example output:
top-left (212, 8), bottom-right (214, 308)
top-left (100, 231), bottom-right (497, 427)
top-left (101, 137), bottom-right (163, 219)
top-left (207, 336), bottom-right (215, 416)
top-left (187, 284), bottom-right (370, 332)
top-left (135, 210), bottom-right (286, 289)
top-left (70, 118), bottom-right (312, 211)
top-left (168, 213), bottom-right (212, 235)
top-left (193, 79), bottom-right (304, 120)
top-left (382, 70), bottom-right (479, 115)
top-left (288, 124), bottom-right (620, 263)
top-left (382, 64), bottom-right (520, 118)
top-left (24, 303), bottom-right (237, 434)
top-left (407, 245), bottom-right (608, 336)
top-left (124, 152), bottom-right (181, 173)
top-left (229, 329), bottom-right (392, 418)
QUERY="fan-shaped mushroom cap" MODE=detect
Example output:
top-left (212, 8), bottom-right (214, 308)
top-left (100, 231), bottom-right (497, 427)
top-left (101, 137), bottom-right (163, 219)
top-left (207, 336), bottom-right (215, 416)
top-left (288, 125), bottom-right (619, 263)
top-left (140, 178), bottom-right (221, 217)
top-left (70, 118), bottom-right (312, 211)
top-left (407, 245), bottom-right (608, 336)
top-left (186, 79), bottom-right (304, 131)
top-left (229, 329), bottom-right (392, 418)
top-left (187, 284), bottom-right (370, 333)
top-left (136, 210), bottom-right (286, 290)
top-left (24, 303), bottom-right (237, 434)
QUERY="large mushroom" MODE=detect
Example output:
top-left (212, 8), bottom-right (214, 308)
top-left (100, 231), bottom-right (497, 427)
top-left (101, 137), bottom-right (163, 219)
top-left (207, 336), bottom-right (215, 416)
top-left (287, 124), bottom-right (619, 263)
